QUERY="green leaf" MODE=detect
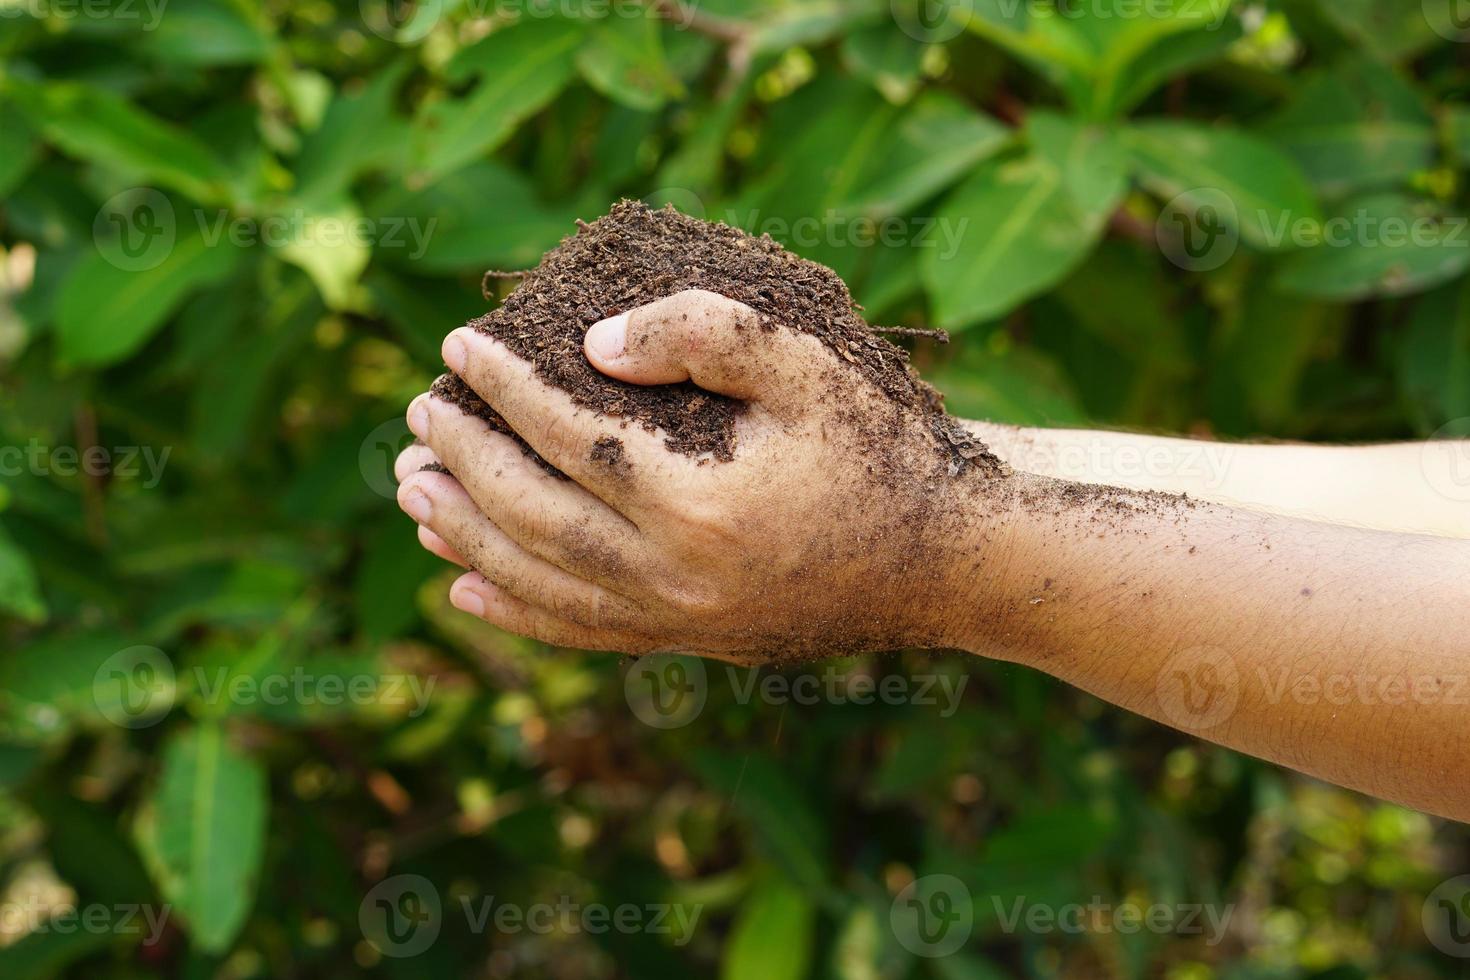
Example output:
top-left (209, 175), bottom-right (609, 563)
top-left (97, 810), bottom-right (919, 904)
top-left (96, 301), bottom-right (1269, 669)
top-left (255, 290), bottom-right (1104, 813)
top-left (56, 224), bottom-right (244, 367)
top-left (0, 102), bottom-right (40, 198)
top-left (1314, 0), bottom-right (1457, 60)
top-left (721, 876), bottom-right (815, 980)
top-left (0, 519), bottom-right (46, 623)
top-left (6, 80), bottom-right (234, 205)
top-left (576, 14), bottom-right (684, 111)
top-left (1262, 59), bottom-right (1436, 197)
top-left (272, 198), bottom-right (373, 310)
top-left (136, 723), bottom-right (268, 954)
top-left (413, 17), bottom-right (584, 183)
top-left (922, 114), bottom-right (1124, 329)
top-left (747, 0), bottom-right (885, 55)
top-left (136, 0), bottom-right (272, 66)
top-left (1399, 280), bottom-right (1470, 423)
top-left (1274, 194), bottom-right (1470, 300)
top-left (692, 749), bottom-right (829, 894)
top-left (928, 342), bottom-right (1086, 425)
top-left (0, 631), bottom-right (166, 744)
top-left (368, 162), bottom-right (578, 274)
top-left (294, 60), bottom-right (413, 202)
top-left (840, 22), bottom-right (925, 104)
top-left (1106, 13), bottom-right (1242, 116)
top-left (1124, 120), bottom-right (1320, 250)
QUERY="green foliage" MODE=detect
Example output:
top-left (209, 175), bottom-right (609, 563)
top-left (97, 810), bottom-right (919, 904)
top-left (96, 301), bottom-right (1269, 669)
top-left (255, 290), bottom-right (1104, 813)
top-left (2, 0), bottom-right (1469, 977)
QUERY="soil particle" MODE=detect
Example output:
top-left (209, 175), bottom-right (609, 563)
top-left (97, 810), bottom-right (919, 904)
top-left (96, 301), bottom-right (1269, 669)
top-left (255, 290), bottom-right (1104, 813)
top-left (434, 200), bottom-right (1001, 479)
top-left (589, 435), bottom-right (629, 472)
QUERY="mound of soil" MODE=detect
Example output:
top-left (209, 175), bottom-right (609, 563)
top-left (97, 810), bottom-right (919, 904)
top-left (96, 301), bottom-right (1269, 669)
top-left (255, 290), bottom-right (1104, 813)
top-left (433, 200), bottom-right (999, 477)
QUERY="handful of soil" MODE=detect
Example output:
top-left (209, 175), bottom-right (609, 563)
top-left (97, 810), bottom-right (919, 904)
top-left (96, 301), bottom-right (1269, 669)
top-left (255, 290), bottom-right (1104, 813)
top-left (433, 200), bottom-right (999, 477)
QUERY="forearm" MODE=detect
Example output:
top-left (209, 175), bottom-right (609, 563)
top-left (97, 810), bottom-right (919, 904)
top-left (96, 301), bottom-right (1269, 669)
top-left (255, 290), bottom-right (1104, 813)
top-left (948, 474), bottom-right (1470, 821)
top-left (965, 420), bottom-right (1469, 538)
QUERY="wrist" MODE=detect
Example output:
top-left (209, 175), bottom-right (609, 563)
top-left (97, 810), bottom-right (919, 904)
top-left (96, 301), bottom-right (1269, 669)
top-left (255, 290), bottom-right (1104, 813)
top-left (925, 470), bottom-right (1054, 661)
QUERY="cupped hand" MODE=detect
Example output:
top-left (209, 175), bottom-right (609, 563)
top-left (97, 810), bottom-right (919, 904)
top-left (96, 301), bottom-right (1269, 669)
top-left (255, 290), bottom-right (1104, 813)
top-left (395, 289), bottom-right (1008, 663)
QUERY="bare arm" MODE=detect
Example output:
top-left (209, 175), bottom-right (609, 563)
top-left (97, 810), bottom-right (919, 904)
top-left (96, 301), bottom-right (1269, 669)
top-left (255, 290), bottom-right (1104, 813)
top-left (966, 421), bottom-right (1470, 539)
top-left (953, 472), bottom-right (1470, 822)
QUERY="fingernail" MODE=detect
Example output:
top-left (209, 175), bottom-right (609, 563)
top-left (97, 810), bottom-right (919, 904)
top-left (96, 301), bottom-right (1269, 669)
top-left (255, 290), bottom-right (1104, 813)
top-left (401, 488), bottom-right (432, 523)
top-left (442, 331), bottom-right (468, 374)
top-left (451, 586), bottom-right (485, 617)
top-left (407, 395), bottom-right (430, 439)
top-left (585, 312), bottom-right (628, 364)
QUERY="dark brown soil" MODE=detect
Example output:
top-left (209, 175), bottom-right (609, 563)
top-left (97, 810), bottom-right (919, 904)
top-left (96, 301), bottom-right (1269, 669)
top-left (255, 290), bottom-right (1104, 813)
top-left (433, 200), bottom-right (999, 477)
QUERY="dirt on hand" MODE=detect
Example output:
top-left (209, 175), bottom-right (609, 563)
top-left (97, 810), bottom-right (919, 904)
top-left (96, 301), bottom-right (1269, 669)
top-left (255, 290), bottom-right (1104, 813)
top-left (432, 200), bottom-right (1001, 478)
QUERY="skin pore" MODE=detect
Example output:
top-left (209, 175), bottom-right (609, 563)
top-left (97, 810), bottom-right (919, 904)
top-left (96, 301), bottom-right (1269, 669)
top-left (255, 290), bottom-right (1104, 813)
top-left (396, 289), bottom-right (1470, 823)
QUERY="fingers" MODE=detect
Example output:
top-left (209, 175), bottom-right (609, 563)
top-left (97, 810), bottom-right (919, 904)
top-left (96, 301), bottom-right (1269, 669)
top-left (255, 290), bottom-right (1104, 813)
top-left (583, 289), bottom-right (827, 415)
top-left (419, 525), bottom-right (468, 568)
top-left (438, 329), bottom-right (668, 509)
top-left (406, 394), bottom-right (646, 589)
top-left (396, 470), bottom-right (645, 633)
top-left (449, 572), bottom-right (662, 653)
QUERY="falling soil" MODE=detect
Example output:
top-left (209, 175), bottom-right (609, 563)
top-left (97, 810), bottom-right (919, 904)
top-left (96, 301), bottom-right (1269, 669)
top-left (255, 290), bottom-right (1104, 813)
top-left (432, 200), bottom-right (1000, 478)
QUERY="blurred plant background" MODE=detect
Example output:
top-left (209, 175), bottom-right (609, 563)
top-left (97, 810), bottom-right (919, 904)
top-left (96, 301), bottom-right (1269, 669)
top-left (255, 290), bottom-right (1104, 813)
top-left (2, 0), bottom-right (1469, 976)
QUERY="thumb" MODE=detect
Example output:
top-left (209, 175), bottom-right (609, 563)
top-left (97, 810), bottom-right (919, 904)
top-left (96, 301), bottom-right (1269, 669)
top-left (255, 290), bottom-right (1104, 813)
top-left (584, 289), bottom-right (817, 407)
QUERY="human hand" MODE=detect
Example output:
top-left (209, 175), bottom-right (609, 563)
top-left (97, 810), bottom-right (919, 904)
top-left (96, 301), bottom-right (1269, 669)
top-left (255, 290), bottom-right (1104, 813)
top-left (395, 289), bottom-right (1010, 663)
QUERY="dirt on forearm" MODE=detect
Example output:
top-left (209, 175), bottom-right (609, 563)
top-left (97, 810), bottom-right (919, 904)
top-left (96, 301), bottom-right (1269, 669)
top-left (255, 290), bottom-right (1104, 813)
top-left (432, 200), bottom-right (1001, 479)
